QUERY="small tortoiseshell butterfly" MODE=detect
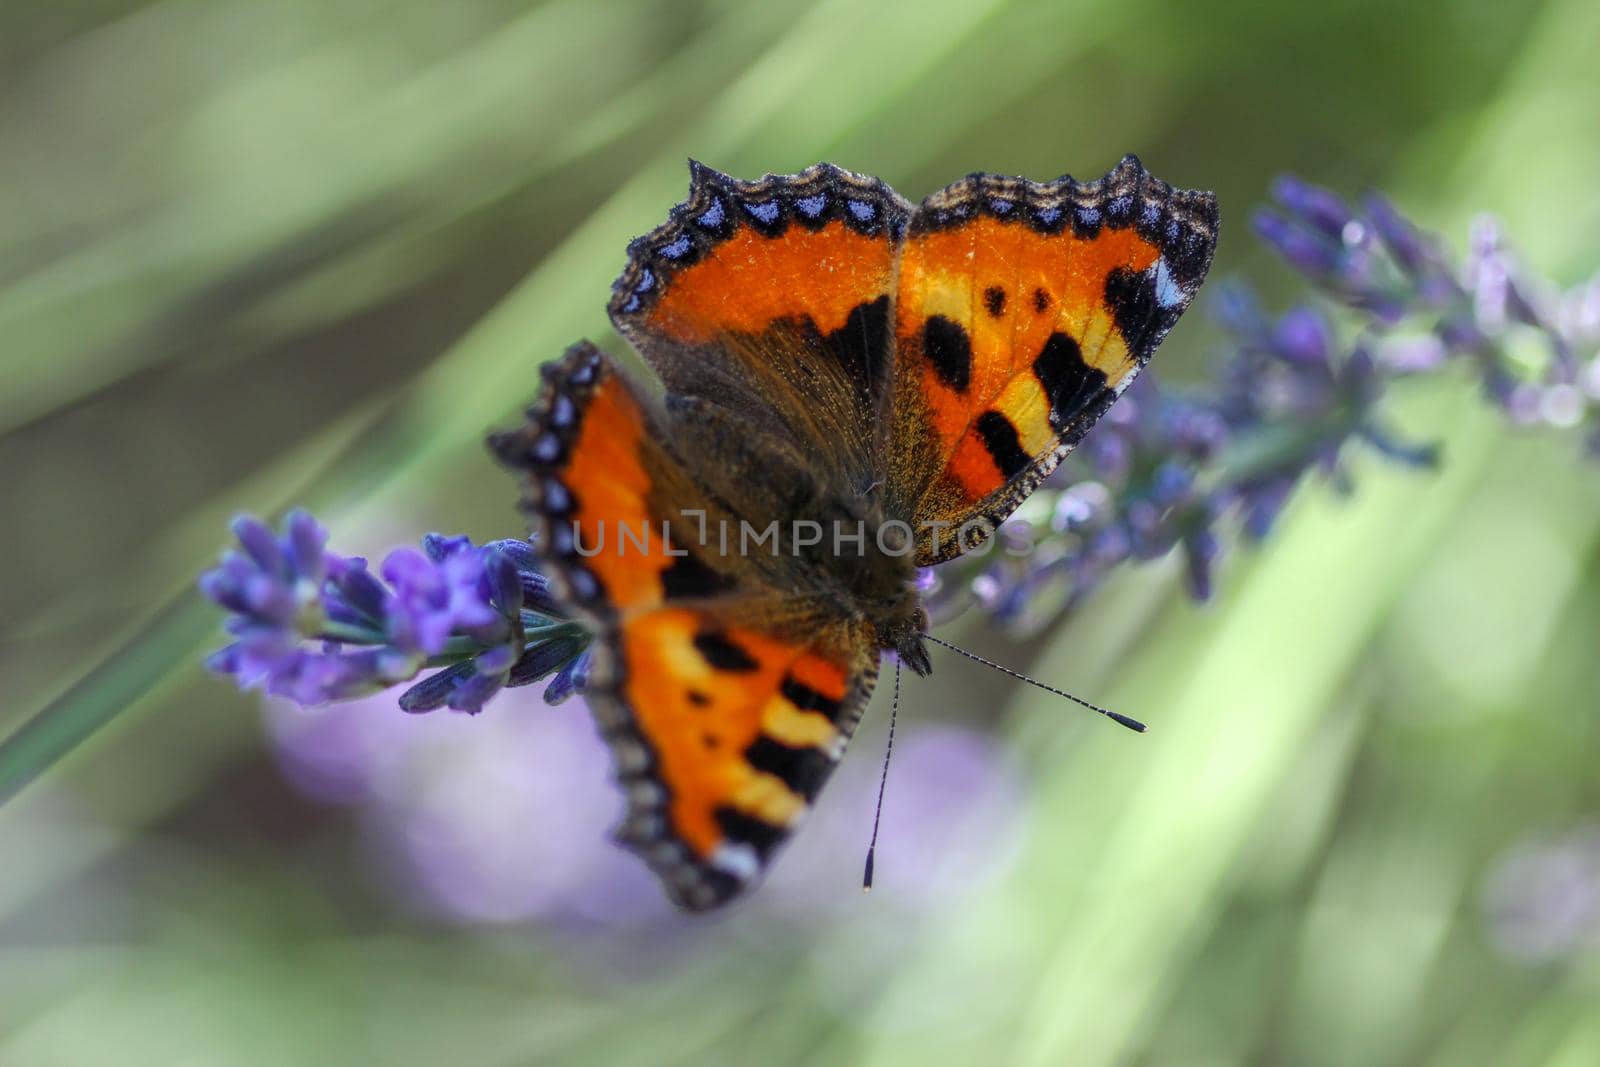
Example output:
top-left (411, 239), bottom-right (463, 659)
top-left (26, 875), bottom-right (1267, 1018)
top-left (492, 158), bottom-right (1218, 909)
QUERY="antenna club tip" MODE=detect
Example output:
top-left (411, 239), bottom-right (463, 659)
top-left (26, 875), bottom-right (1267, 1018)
top-left (1108, 711), bottom-right (1148, 732)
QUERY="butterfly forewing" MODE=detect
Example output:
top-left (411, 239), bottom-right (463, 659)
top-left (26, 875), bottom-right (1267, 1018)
top-left (886, 156), bottom-right (1219, 564)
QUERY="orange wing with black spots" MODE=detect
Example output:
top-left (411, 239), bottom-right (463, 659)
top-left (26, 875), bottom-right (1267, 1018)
top-left (491, 344), bottom-right (879, 910)
top-left (609, 160), bottom-right (913, 491)
top-left (612, 609), bottom-right (877, 908)
top-left (885, 155), bottom-right (1218, 564)
top-left (492, 159), bottom-right (1218, 910)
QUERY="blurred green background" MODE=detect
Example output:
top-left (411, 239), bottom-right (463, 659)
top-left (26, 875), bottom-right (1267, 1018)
top-left (4, 1), bottom-right (1600, 1064)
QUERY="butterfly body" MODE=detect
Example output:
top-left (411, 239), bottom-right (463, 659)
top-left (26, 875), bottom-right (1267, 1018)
top-left (493, 158), bottom-right (1217, 909)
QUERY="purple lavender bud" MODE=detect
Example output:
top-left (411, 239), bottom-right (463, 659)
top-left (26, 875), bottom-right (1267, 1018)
top-left (516, 572), bottom-right (562, 618)
top-left (1182, 527), bottom-right (1221, 601)
top-left (286, 650), bottom-right (362, 706)
top-left (284, 510), bottom-right (328, 585)
top-left (398, 662), bottom-right (474, 713)
top-left (1271, 175), bottom-right (1353, 239)
top-left (1272, 306), bottom-right (1334, 367)
top-left (448, 645), bottom-right (518, 714)
top-left (241, 574), bottom-right (297, 626)
top-left (1438, 314), bottom-right (1489, 357)
top-left (1473, 249), bottom-right (1511, 336)
top-left (508, 636), bottom-right (588, 688)
top-left (1361, 192), bottom-right (1430, 276)
top-left (1151, 462), bottom-right (1195, 507)
top-left (381, 548), bottom-right (458, 655)
top-left (380, 546), bottom-right (435, 589)
top-left (326, 556), bottom-right (388, 623)
top-left (1252, 210), bottom-right (1343, 278)
top-left (1239, 477), bottom-right (1297, 541)
top-left (200, 534), bottom-right (299, 628)
top-left (197, 565), bottom-right (253, 617)
top-left (477, 643), bottom-right (519, 675)
top-left (485, 538), bottom-right (537, 569)
top-left (1504, 277), bottom-right (1547, 332)
top-left (204, 643), bottom-right (245, 678)
top-left (421, 533), bottom-right (474, 562)
top-left (482, 547), bottom-right (524, 617)
top-left (319, 648), bottom-right (421, 705)
top-left (1342, 347), bottom-right (1381, 402)
top-left (542, 649), bottom-right (594, 706)
top-left (230, 514), bottom-right (289, 578)
top-left (480, 540), bottom-right (563, 616)
top-left (383, 546), bottom-right (505, 654)
top-left (1379, 334), bottom-right (1449, 373)
top-left (443, 551), bottom-right (505, 633)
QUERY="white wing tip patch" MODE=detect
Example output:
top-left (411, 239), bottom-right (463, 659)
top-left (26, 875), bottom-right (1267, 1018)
top-left (1152, 256), bottom-right (1185, 309)
top-left (711, 843), bottom-right (762, 883)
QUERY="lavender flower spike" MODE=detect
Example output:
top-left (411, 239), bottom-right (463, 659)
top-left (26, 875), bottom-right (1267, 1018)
top-left (929, 174), bottom-right (1600, 638)
top-left (201, 513), bottom-right (590, 713)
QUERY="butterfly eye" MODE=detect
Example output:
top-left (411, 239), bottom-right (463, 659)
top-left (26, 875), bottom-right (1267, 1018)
top-left (913, 607), bottom-right (930, 633)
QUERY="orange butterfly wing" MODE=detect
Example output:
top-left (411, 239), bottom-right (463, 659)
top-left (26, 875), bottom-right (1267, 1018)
top-left (886, 155), bottom-right (1219, 563)
top-left (608, 161), bottom-right (912, 492)
top-left (492, 345), bottom-right (877, 910)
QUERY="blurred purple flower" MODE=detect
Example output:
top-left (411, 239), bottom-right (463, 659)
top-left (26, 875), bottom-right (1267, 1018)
top-left (1269, 175), bottom-right (1354, 239)
top-left (266, 687), bottom-right (669, 928)
top-left (1483, 825), bottom-right (1600, 965)
top-left (265, 678), bottom-right (1026, 946)
top-left (759, 723), bottom-right (1030, 913)
top-left (1252, 208), bottom-right (1344, 279)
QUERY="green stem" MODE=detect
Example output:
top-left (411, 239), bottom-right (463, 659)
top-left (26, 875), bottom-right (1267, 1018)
top-left (0, 595), bottom-right (215, 806)
top-left (317, 620), bottom-right (388, 645)
top-left (419, 622), bottom-right (588, 669)
top-left (1209, 409), bottom-right (1358, 487)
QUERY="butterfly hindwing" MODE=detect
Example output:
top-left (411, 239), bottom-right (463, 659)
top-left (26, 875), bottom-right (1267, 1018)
top-left (492, 344), bottom-right (879, 909)
top-left (885, 155), bottom-right (1219, 564)
top-left (609, 609), bottom-right (877, 909)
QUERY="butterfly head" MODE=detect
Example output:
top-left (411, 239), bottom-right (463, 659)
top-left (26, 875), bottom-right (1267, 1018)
top-left (878, 602), bottom-right (932, 676)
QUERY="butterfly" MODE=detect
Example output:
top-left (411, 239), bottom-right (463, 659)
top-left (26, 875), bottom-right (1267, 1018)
top-left (491, 157), bottom-right (1217, 910)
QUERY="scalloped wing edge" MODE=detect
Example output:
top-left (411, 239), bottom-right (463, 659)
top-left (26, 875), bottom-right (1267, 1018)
top-left (607, 160), bottom-right (915, 326)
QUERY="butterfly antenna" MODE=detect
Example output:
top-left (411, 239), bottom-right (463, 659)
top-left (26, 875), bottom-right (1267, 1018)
top-left (923, 634), bottom-right (1147, 733)
top-left (862, 657), bottom-right (902, 893)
